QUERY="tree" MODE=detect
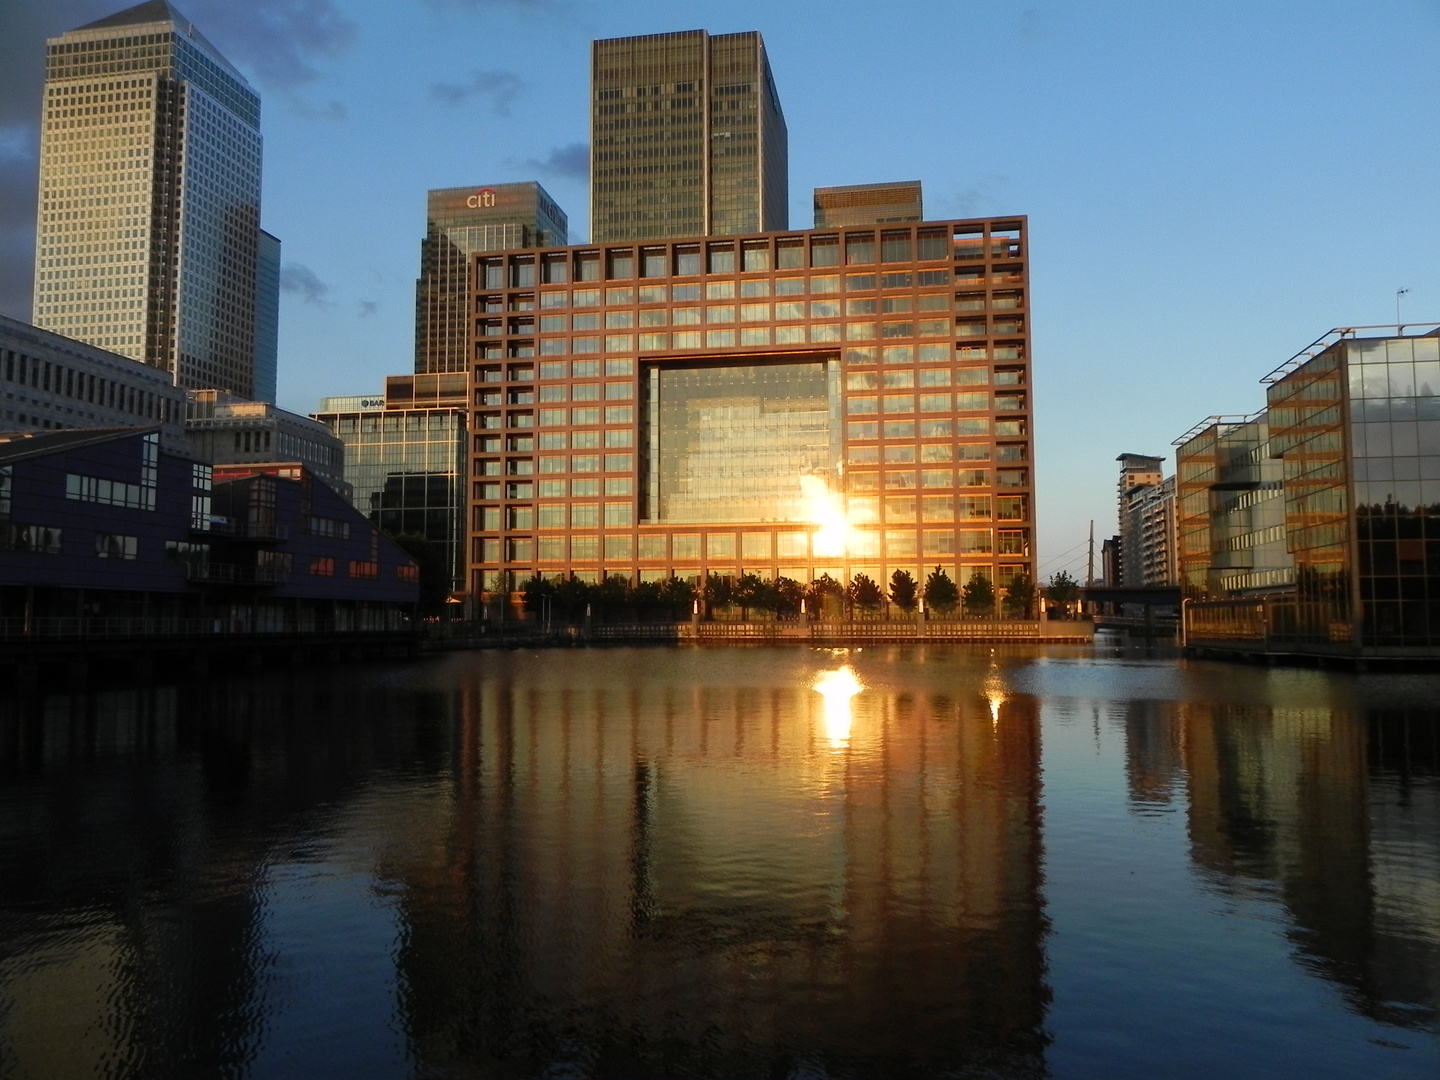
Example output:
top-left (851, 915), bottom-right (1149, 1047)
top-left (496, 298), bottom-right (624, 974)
top-left (774, 576), bottom-right (805, 618)
top-left (733, 572), bottom-right (769, 620)
top-left (848, 573), bottom-right (883, 616)
top-left (1045, 570), bottom-right (1081, 616)
top-left (889, 569), bottom-right (919, 614)
top-left (553, 574), bottom-right (592, 622)
top-left (1003, 573), bottom-right (1036, 618)
top-left (594, 574), bottom-right (630, 620)
top-left (808, 574), bottom-right (844, 619)
top-left (923, 567), bottom-right (959, 616)
top-left (962, 570), bottom-right (995, 617)
top-left (386, 532), bottom-right (450, 615)
top-left (703, 572), bottom-right (733, 618)
top-left (630, 579), bottom-right (664, 619)
top-left (659, 576), bottom-right (697, 620)
top-left (521, 573), bottom-right (554, 614)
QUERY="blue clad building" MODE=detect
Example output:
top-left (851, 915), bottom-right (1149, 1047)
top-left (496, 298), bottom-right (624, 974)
top-left (0, 426), bottom-right (417, 631)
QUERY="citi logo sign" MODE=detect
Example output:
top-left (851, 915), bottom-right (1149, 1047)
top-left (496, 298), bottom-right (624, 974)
top-left (467, 189), bottom-right (497, 208)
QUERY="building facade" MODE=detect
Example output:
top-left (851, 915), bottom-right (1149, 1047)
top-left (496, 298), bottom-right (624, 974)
top-left (314, 374), bottom-right (469, 593)
top-left (185, 390), bottom-right (346, 493)
top-left (1115, 454), bottom-right (1177, 587)
top-left (1184, 327), bottom-right (1440, 657)
top-left (31, 0), bottom-right (271, 399)
top-left (590, 30), bottom-right (788, 243)
top-left (1, 313), bottom-right (187, 449)
top-left (814, 181), bottom-right (923, 229)
top-left (0, 427), bottom-right (417, 628)
top-left (415, 183), bottom-right (567, 375)
top-left (465, 217), bottom-right (1034, 601)
top-left (1174, 415), bottom-right (1291, 598)
top-left (253, 229), bottom-right (281, 403)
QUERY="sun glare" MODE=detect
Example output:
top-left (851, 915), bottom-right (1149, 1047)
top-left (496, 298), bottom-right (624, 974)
top-left (813, 665), bottom-right (864, 747)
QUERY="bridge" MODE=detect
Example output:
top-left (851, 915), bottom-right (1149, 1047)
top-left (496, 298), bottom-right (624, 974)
top-left (1079, 585), bottom-right (1182, 607)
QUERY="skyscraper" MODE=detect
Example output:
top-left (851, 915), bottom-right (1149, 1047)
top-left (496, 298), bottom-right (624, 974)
top-left (590, 30), bottom-right (788, 243)
top-left (253, 229), bottom-right (280, 403)
top-left (31, 0), bottom-right (269, 400)
top-left (814, 181), bottom-right (923, 228)
top-left (415, 182), bottom-right (567, 375)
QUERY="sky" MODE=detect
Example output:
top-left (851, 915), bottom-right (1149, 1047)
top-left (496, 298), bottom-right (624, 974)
top-left (3, 0), bottom-right (1439, 578)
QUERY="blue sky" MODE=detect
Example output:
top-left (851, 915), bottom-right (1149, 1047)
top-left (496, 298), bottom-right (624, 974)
top-left (4, 0), bottom-right (1439, 573)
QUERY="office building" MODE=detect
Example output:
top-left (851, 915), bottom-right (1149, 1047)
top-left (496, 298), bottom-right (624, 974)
top-left (0, 426), bottom-right (417, 628)
top-left (814, 181), bottom-right (923, 228)
top-left (1184, 326), bottom-right (1440, 657)
top-left (253, 229), bottom-right (281, 402)
top-left (314, 373), bottom-right (469, 592)
top-left (590, 30), bottom-right (788, 243)
top-left (465, 217), bottom-right (1034, 601)
top-left (1, 313), bottom-right (187, 449)
top-left (1175, 416), bottom-right (1291, 598)
top-left (185, 390), bottom-right (346, 494)
top-left (31, 0), bottom-right (272, 399)
top-left (415, 183), bottom-right (568, 375)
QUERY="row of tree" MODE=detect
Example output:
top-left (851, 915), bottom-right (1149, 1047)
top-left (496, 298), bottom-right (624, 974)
top-left (518, 568), bottom-right (1084, 624)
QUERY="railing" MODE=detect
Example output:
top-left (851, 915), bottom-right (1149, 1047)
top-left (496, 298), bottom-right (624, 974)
top-left (0, 617), bottom-right (412, 641)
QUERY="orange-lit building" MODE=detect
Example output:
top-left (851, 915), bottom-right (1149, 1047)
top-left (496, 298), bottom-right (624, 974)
top-left (466, 218), bottom-right (1035, 601)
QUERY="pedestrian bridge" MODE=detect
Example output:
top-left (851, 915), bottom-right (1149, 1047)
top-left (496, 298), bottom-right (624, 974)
top-left (1080, 585), bottom-right (1182, 607)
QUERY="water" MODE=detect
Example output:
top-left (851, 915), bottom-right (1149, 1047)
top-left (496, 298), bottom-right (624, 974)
top-left (0, 645), bottom-right (1436, 1079)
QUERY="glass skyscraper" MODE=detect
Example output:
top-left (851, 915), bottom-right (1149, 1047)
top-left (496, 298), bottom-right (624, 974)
top-left (591, 30), bottom-right (788, 243)
top-left (31, 0), bottom-right (271, 400)
top-left (253, 228), bottom-right (281, 403)
top-left (415, 182), bottom-right (567, 375)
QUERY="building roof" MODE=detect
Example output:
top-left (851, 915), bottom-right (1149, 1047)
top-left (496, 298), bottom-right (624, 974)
top-left (0, 426), bottom-right (156, 465)
top-left (76, 0), bottom-right (189, 32)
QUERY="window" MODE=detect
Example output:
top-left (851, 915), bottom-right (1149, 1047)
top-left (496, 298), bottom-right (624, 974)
top-left (674, 245), bottom-right (700, 275)
top-left (348, 560), bottom-right (379, 579)
top-left (95, 532), bottom-right (138, 559)
top-left (1, 524), bottom-right (61, 554)
top-left (571, 503), bottom-right (599, 527)
top-left (604, 503), bottom-right (631, 527)
top-left (310, 556), bottom-right (335, 576)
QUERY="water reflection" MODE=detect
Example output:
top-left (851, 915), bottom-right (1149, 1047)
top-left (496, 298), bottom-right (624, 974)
top-left (812, 663), bottom-right (863, 747)
top-left (0, 650), bottom-right (1435, 1077)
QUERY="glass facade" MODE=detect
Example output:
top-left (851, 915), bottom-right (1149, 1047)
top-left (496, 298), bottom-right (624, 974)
top-left (32, 1), bottom-right (268, 399)
top-left (1187, 331), bottom-right (1440, 654)
top-left (253, 229), bottom-right (280, 403)
top-left (591, 31), bottom-right (788, 243)
top-left (315, 375), bottom-right (469, 592)
top-left (1174, 417), bottom-right (1291, 597)
top-left (415, 183), bottom-right (567, 375)
top-left (648, 361), bottom-right (838, 523)
top-left (814, 182), bottom-right (924, 229)
top-left (468, 218), bottom-right (1034, 596)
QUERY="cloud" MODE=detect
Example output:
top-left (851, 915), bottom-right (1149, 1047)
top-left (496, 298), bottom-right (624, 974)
top-left (186, 0), bottom-right (358, 90)
top-left (280, 263), bottom-right (330, 305)
top-left (430, 70), bottom-right (525, 115)
top-left (523, 142), bottom-right (589, 181)
top-left (287, 98), bottom-right (348, 122)
top-left (1017, 7), bottom-right (1058, 42)
top-left (358, 299), bottom-right (379, 318)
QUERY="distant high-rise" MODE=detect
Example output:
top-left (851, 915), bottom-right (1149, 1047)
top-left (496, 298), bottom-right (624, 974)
top-left (31, 0), bottom-right (270, 399)
top-left (253, 229), bottom-right (280, 403)
top-left (415, 182), bottom-right (567, 374)
top-left (814, 181), bottom-right (923, 228)
top-left (590, 30), bottom-right (788, 242)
